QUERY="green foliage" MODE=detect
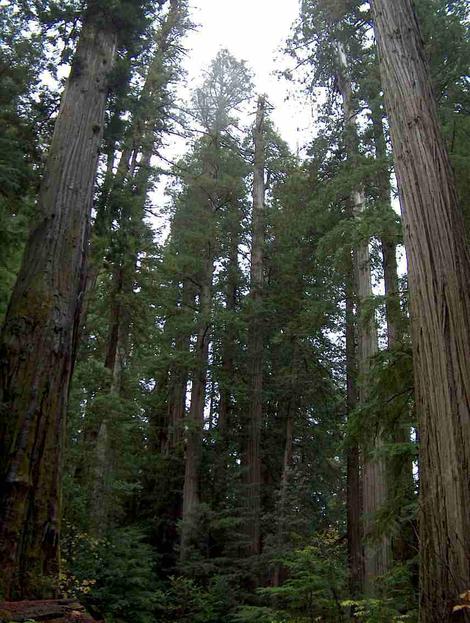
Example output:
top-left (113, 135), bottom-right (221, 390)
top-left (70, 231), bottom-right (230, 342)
top-left (156, 575), bottom-right (238, 623)
top-left (63, 527), bottom-right (159, 623)
top-left (342, 561), bottom-right (418, 623)
top-left (256, 532), bottom-right (347, 623)
top-left (2, 0), bottom-right (467, 618)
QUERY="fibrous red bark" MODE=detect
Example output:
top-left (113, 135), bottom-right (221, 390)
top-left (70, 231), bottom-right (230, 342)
top-left (0, 4), bottom-right (117, 598)
top-left (371, 1), bottom-right (470, 620)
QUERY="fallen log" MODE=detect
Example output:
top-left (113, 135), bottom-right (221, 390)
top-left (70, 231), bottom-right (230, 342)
top-left (0, 599), bottom-right (101, 623)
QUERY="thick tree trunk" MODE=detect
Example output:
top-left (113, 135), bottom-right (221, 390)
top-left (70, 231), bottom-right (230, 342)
top-left (0, 5), bottom-right (116, 598)
top-left (245, 96), bottom-right (266, 556)
top-left (370, 2), bottom-right (470, 620)
top-left (335, 41), bottom-right (390, 591)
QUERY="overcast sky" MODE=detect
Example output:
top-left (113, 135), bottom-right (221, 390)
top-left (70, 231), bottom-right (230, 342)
top-left (152, 0), bottom-right (315, 233)
top-left (178, 0), bottom-right (313, 152)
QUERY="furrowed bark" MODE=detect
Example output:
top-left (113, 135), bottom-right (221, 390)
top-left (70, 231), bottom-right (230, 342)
top-left (370, 1), bottom-right (470, 620)
top-left (0, 3), bottom-right (117, 598)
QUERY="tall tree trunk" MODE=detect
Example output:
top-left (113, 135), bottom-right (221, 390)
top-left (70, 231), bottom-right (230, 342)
top-left (0, 5), bottom-right (116, 599)
top-left (80, 0), bottom-right (185, 339)
top-left (245, 96), bottom-right (266, 556)
top-left (167, 280), bottom-right (194, 453)
top-left (89, 264), bottom-right (130, 537)
top-left (335, 41), bottom-right (390, 592)
top-left (370, 96), bottom-right (416, 567)
top-left (369, 99), bottom-right (403, 348)
top-left (85, 2), bottom-right (187, 536)
top-left (273, 342), bottom-right (299, 587)
top-left (345, 254), bottom-right (363, 598)
top-left (180, 255), bottom-right (213, 560)
top-left (215, 228), bottom-right (239, 505)
top-left (355, 199), bottom-right (390, 590)
top-left (370, 2), bottom-right (470, 620)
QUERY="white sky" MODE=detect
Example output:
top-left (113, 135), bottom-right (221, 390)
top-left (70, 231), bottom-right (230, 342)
top-left (152, 0), bottom-right (315, 234)
top-left (178, 0), bottom-right (313, 151)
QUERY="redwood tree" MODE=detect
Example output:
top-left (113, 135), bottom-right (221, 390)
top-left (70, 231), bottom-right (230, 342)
top-left (244, 95), bottom-right (267, 556)
top-left (0, 0), bottom-right (127, 599)
top-left (371, 1), bottom-right (470, 620)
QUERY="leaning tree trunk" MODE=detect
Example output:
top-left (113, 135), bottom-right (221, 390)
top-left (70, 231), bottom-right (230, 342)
top-left (245, 96), bottom-right (266, 557)
top-left (370, 2), bottom-right (470, 620)
top-left (0, 4), bottom-right (116, 599)
top-left (335, 41), bottom-right (391, 592)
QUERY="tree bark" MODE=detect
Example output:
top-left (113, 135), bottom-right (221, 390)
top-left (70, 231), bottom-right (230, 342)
top-left (0, 4), bottom-right (117, 598)
top-left (370, 1), bottom-right (470, 620)
top-left (245, 96), bottom-right (266, 557)
top-left (356, 213), bottom-right (390, 590)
